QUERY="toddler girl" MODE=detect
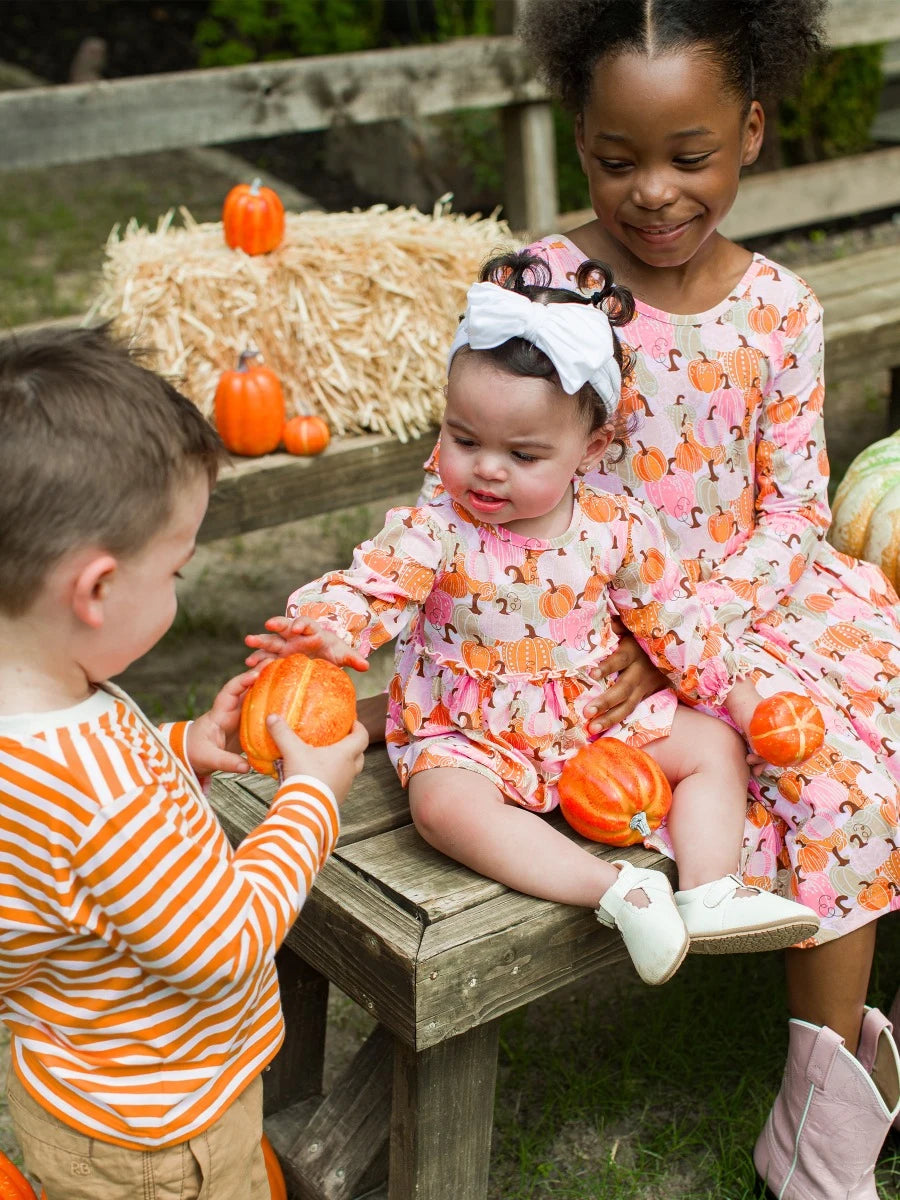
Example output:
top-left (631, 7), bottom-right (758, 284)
top-left (501, 0), bottom-right (900, 1193)
top-left (247, 251), bottom-right (818, 990)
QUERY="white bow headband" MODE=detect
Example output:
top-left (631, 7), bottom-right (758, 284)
top-left (447, 282), bottom-right (622, 412)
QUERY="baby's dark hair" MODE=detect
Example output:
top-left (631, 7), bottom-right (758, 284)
top-left (520, 0), bottom-right (827, 112)
top-left (463, 249), bottom-right (635, 435)
top-left (0, 324), bottom-right (226, 616)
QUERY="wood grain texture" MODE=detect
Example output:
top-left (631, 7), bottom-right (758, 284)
top-left (389, 1022), bottom-right (500, 1200)
top-left (285, 1024), bottom-right (393, 1200)
top-left (0, 38), bottom-right (543, 172)
top-left (199, 433), bottom-right (430, 544)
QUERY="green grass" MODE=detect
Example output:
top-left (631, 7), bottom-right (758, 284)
top-left (0, 152), bottom-right (234, 328)
top-left (488, 918), bottom-right (900, 1199)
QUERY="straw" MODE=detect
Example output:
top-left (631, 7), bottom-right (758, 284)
top-left (86, 196), bottom-right (515, 442)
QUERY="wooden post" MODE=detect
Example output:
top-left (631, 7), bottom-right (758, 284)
top-left (495, 0), bottom-right (558, 234)
top-left (263, 948), bottom-right (329, 1117)
top-left (388, 1021), bottom-right (501, 1200)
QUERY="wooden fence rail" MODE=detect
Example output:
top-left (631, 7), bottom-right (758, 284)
top-left (2, 0), bottom-right (900, 236)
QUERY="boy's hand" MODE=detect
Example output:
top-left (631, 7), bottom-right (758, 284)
top-left (245, 616), bottom-right (368, 673)
top-left (266, 715), bottom-right (369, 805)
top-left (187, 667), bottom-right (261, 776)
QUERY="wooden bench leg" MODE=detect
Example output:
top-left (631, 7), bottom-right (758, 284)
top-left (284, 1023), bottom-right (393, 1200)
top-left (264, 948), bottom-right (330, 1116)
top-left (388, 1020), bottom-right (501, 1200)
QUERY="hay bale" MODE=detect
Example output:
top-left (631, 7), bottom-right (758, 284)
top-left (87, 198), bottom-right (514, 442)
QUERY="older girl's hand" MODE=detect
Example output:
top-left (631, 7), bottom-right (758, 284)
top-left (585, 620), bottom-right (667, 736)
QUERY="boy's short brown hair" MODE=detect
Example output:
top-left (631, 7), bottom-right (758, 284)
top-left (0, 324), bottom-right (226, 616)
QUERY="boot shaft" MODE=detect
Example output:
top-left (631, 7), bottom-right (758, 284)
top-left (754, 1011), bottom-right (900, 1200)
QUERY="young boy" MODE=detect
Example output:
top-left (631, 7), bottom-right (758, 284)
top-left (0, 326), bottom-right (368, 1198)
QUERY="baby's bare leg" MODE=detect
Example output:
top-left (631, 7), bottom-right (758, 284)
top-left (408, 766), bottom-right (623, 906)
top-left (642, 707), bottom-right (750, 891)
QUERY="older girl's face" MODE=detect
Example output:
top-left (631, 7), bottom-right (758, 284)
top-left (576, 48), bottom-right (764, 273)
top-left (438, 353), bottom-right (611, 540)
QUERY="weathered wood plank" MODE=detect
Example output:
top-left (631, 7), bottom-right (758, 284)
top-left (559, 147), bottom-right (900, 242)
top-left (199, 433), bottom-right (430, 544)
top-left (286, 1024), bottom-right (393, 1200)
top-left (337, 824), bottom-right (508, 922)
top-left (412, 844), bottom-right (676, 1049)
top-left (230, 748), bottom-right (412, 847)
top-left (826, 0), bottom-right (900, 47)
top-left (263, 949), bottom-right (329, 1117)
top-left (280, 860), bottom-right (422, 1045)
top-left (389, 1021), bottom-right (500, 1200)
top-left (0, 38), bottom-right (544, 173)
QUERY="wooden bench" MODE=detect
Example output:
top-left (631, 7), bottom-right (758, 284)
top-left (209, 750), bottom-right (673, 1200)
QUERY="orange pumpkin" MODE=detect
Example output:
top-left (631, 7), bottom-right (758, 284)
top-left (748, 297), bottom-right (780, 336)
top-left (222, 178), bottom-right (285, 255)
top-left (687, 353), bottom-right (724, 393)
top-left (240, 653), bottom-right (357, 777)
top-left (557, 738), bottom-right (673, 846)
top-left (0, 1153), bottom-right (38, 1200)
top-left (261, 1134), bottom-right (287, 1200)
top-left (539, 580), bottom-right (576, 619)
top-left (283, 414), bottom-right (330, 456)
top-left (748, 692), bottom-right (826, 768)
top-left (215, 349), bottom-right (285, 457)
top-left (632, 441), bottom-right (667, 483)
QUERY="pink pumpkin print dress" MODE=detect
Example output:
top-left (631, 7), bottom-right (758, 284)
top-left (287, 485), bottom-right (743, 813)
top-left (514, 235), bottom-right (900, 941)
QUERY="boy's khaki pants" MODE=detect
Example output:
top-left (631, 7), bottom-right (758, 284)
top-left (7, 1071), bottom-right (269, 1200)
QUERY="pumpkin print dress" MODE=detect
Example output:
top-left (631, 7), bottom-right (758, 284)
top-left (515, 235), bottom-right (900, 941)
top-left (287, 485), bottom-right (744, 814)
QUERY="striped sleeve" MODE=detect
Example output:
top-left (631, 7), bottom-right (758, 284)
top-left (66, 769), bottom-right (339, 1000)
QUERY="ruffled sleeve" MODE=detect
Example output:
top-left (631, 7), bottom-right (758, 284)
top-left (286, 505), bottom-right (448, 657)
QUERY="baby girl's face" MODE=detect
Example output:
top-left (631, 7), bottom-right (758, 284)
top-left (439, 353), bottom-right (610, 540)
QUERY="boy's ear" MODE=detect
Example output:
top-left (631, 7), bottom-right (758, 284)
top-left (580, 427), bottom-right (613, 474)
top-left (71, 554), bottom-right (117, 629)
top-left (741, 100), bottom-right (765, 167)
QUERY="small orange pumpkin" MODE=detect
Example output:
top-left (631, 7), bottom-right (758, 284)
top-left (283, 414), bottom-right (330, 456)
top-left (240, 653), bottom-right (357, 777)
top-left (557, 738), bottom-right (672, 846)
top-left (222, 178), bottom-right (285, 255)
top-left (260, 1135), bottom-right (287, 1200)
top-left (0, 1152), bottom-right (39, 1200)
top-left (748, 692), bottom-right (826, 768)
top-left (215, 349), bottom-right (285, 457)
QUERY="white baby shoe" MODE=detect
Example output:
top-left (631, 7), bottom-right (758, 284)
top-left (595, 860), bottom-right (689, 986)
top-left (675, 873), bottom-right (820, 954)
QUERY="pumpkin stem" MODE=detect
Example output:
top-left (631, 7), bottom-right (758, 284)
top-left (250, 177), bottom-right (263, 194)
top-left (629, 811), bottom-right (651, 838)
top-left (238, 347), bottom-right (261, 371)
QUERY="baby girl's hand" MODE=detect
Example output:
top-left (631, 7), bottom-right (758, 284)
top-left (245, 616), bottom-right (368, 673)
top-left (723, 678), bottom-right (761, 737)
top-left (186, 667), bottom-right (261, 776)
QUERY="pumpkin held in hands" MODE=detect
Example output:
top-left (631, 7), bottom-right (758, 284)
top-left (214, 349), bottom-right (285, 457)
top-left (747, 692), bottom-right (825, 768)
top-left (240, 654), bottom-right (357, 777)
top-left (557, 738), bottom-right (672, 847)
top-left (222, 178), bottom-right (285, 255)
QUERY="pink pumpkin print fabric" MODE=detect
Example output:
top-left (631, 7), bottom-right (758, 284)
top-left (512, 236), bottom-right (900, 941)
top-left (287, 485), bottom-right (744, 814)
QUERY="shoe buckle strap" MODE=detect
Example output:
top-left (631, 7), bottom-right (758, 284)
top-left (806, 1025), bottom-right (844, 1089)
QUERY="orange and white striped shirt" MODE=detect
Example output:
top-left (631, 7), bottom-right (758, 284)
top-left (0, 683), bottom-right (339, 1149)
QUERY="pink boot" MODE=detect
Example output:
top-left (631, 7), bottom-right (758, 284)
top-left (889, 987), bottom-right (900, 1132)
top-left (753, 1008), bottom-right (900, 1199)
